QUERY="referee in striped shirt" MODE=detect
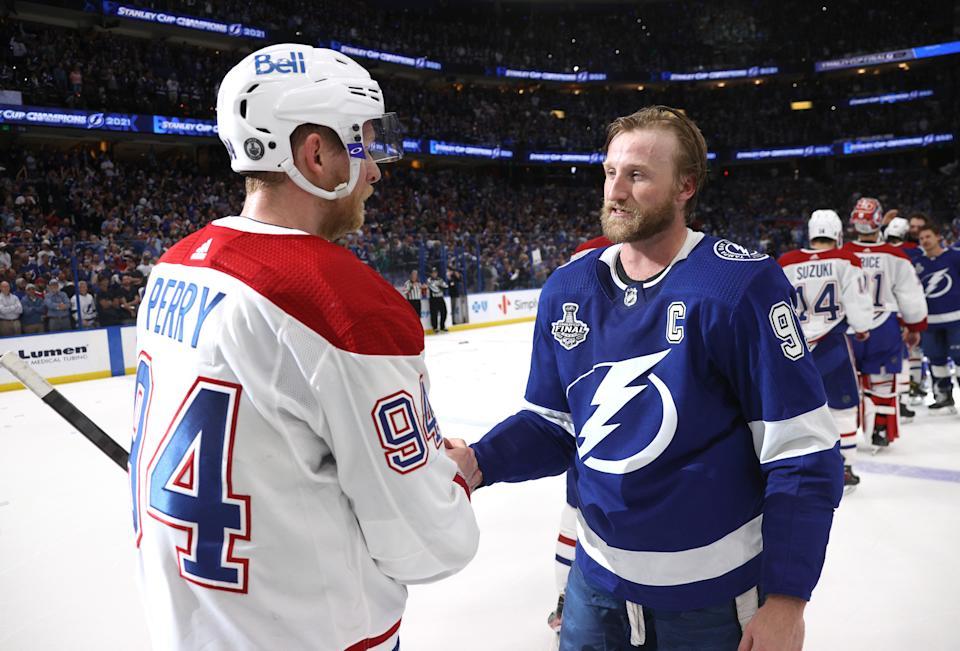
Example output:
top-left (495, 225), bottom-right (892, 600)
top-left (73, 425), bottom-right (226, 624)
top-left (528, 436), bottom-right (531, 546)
top-left (401, 270), bottom-right (423, 318)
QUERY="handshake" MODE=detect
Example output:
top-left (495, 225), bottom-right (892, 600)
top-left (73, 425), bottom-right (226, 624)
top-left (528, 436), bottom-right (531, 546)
top-left (443, 438), bottom-right (483, 491)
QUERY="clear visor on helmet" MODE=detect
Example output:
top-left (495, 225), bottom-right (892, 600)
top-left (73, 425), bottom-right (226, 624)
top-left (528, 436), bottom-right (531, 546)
top-left (357, 112), bottom-right (404, 163)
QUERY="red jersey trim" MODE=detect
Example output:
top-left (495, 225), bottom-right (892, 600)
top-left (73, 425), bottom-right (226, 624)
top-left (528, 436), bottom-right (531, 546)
top-left (844, 240), bottom-right (911, 261)
top-left (344, 618), bottom-right (402, 651)
top-left (778, 248), bottom-right (862, 267)
top-left (159, 224), bottom-right (424, 356)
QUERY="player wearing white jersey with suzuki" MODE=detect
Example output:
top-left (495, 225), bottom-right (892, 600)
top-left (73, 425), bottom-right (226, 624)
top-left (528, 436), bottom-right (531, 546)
top-left (130, 44), bottom-right (478, 651)
top-left (842, 198), bottom-right (927, 447)
top-left (779, 210), bottom-right (873, 487)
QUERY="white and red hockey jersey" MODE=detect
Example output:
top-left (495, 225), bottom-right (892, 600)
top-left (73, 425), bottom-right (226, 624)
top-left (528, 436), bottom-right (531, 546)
top-left (777, 247), bottom-right (873, 344)
top-left (131, 216), bottom-right (478, 651)
top-left (842, 240), bottom-right (927, 331)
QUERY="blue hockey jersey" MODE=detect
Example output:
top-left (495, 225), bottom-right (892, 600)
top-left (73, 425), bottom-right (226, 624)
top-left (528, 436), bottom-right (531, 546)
top-left (472, 230), bottom-right (843, 611)
top-left (914, 248), bottom-right (960, 329)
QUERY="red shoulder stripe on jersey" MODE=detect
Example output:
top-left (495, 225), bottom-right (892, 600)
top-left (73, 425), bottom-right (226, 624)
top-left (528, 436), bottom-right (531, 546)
top-left (162, 224), bottom-right (424, 356)
top-left (344, 618), bottom-right (401, 651)
top-left (558, 534), bottom-right (577, 547)
top-left (575, 236), bottom-right (612, 254)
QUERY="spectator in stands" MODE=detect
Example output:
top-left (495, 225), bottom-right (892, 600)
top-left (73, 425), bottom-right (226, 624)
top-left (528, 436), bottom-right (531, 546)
top-left (0, 280), bottom-right (23, 336)
top-left (71, 280), bottom-right (97, 329)
top-left (95, 277), bottom-right (122, 327)
top-left (43, 278), bottom-right (71, 332)
top-left (20, 283), bottom-right (45, 334)
top-left (136, 252), bottom-right (155, 277)
top-left (116, 272), bottom-right (140, 324)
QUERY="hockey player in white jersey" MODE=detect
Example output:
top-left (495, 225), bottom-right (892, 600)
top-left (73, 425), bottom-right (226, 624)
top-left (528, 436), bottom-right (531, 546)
top-left (779, 210), bottom-right (873, 487)
top-left (843, 198), bottom-right (928, 447)
top-left (130, 44), bottom-right (478, 651)
top-left (884, 216), bottom-right (924, 419)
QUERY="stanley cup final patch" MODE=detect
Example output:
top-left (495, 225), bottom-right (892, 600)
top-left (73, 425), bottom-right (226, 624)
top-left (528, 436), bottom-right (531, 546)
top-left (551, 302), bottom-right (590, 350)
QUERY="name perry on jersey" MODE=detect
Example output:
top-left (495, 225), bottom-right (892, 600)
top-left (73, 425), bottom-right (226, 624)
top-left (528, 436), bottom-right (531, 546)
top-left (143, 274), bottom-right (226, 348)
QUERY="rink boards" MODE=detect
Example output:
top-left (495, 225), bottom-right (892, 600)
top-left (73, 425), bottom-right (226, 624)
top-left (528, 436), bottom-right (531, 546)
top-left (0, 288), bottom-right (541, 392)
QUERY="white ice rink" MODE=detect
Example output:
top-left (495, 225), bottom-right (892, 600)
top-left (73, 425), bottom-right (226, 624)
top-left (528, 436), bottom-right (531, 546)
top-left (2, 321), bottom-right (959, 650)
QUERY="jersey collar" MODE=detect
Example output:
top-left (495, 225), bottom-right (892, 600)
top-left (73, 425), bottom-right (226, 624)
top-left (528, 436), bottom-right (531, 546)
top-left (600, 229), bottom-right (705, 291)
top-left (212, 215), bottom-right (312, 236)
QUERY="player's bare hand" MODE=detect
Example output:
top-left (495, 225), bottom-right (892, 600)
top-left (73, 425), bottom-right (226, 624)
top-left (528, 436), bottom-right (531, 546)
top-left (903, 330), bottom-right (921, 348)
top-left (737, 594), bottom-right (805, 651)
top-left (882, 209), bottom-right (899, 226)
top-left (444, 438), bottom-right (483, 490)
top-left (854, 331), bottom-right (870, 342)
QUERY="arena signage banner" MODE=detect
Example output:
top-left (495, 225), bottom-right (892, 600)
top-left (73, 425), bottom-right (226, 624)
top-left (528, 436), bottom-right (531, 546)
top-left (0, 105), bottom-right (141, 131)
top-left (495, 67), bottom-right (607, 82)
top-left (815, 39), bottom-right (960, 72)
top-left (661, 66), bottom-right (779, 82)
top-left (101, 2), bottom-right (267, 39)
top-left (152, 115), bottom-right (218, 137)
top-left (328, 42), bottom-right (442, 71)
top-left (840, 133), bottom-right (954, 155)
top-left (428, 140), bottom-right (513, 159)
top-left (734, 145), bottom-right (834, 160)
top-left (848, 90), bottom-right (934, 107)
top-left (467, 289), bottom-right (541, 325)
top-left (527, 150), bottom-right (717, 163)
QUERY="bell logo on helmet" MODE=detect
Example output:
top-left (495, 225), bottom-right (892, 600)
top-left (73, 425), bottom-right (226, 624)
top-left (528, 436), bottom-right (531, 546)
top-left (254, 51), bottom-right (307, 75)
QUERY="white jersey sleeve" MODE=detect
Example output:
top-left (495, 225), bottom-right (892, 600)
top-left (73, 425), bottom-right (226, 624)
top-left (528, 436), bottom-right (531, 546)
top-left (889, 254), bottom-right (928, 327)
top-left (837, 258), bottom-right (873, 334)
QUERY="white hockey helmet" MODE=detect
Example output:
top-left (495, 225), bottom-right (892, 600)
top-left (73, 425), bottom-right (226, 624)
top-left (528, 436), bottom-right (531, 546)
top-left (850, 197), bottom-right (883, 234)
top-left (808, 209), bottom-right (843, 244)
top-left (216, 44), bottom-right (403, 200)
top-left (884, 216), bottom-right (909, 241)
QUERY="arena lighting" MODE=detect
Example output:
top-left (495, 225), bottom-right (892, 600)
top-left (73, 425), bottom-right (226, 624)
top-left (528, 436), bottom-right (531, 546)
top-left (550, 110), bottom-right (566, 119)
top-left (791, 101), bottom-right (813, 110)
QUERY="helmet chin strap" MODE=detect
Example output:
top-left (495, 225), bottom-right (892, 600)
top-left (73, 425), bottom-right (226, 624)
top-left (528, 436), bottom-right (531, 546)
top-left (280, 157), bottom-right (360, 200)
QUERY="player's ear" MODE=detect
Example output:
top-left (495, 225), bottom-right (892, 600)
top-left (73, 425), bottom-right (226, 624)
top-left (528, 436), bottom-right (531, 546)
top-left (675, 174), bottom-right (697, 204)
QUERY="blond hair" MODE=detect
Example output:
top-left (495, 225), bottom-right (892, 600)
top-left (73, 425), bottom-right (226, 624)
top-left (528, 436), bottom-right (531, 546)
top-left (604, 106), bottom-right (709, 219)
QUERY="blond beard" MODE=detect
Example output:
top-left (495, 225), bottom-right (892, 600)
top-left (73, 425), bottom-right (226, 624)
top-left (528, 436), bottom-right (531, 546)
top-left (320, 186), bottom-right (370, 241)
top-left (600, 194), bottom-right (677, 243)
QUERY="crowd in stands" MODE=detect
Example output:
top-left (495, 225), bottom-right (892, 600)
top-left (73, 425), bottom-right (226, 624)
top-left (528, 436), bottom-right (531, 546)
top-left (1, 141), bottom-right (958, 337)
top-left (133, 0), bottom-right (954, 74)
top-left (2, 13), bottom-right (956, 152)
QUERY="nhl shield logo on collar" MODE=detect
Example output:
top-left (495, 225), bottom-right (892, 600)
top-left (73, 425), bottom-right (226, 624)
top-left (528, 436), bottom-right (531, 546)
top-left (624, 287), bottom-right (638, 307)
top-left (551, 302), bottom-right (590, 350)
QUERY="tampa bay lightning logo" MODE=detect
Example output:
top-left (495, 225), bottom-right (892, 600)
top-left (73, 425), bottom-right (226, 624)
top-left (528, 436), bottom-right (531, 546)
top-left (713, 239), bottom-right (768, 261)
top-left (922, 269), bottom-right (953, 299)
top-left (87, 113), bottom-right (105, 129)
top-left (228, 23), bottom-right (242, 36)
top-left (567, 350), bottom-right (677, 475)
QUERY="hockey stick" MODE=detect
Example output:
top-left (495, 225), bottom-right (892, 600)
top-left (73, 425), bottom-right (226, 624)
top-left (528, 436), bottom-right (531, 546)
top-left (1, 351), bottom-right (129, 470)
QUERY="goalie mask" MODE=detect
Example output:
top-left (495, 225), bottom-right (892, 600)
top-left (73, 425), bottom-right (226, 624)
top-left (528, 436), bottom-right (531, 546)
top-left (850, 197), bottom-right (883, 235)
top-left (217, 44), bottom-right (403, 200)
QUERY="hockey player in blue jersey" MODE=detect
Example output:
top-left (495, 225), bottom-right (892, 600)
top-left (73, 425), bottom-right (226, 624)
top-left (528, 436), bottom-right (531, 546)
top-left (915, 223), bottom-right (960, 413)
top-left (445, 106), bottom-right (843, 651)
